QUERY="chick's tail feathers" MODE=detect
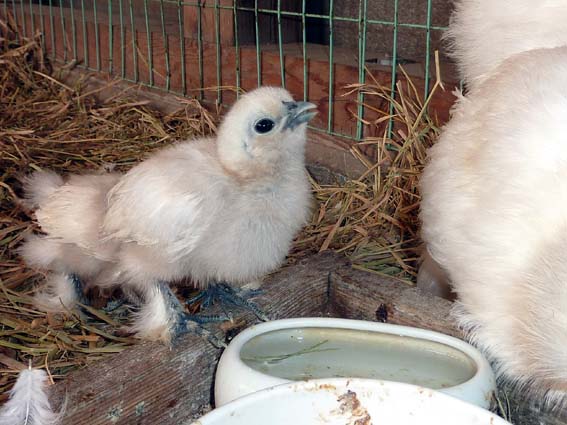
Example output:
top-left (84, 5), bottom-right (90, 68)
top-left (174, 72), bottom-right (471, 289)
top-left (0, 367), bottom-right (62, 425)
top-left (22, 171), bottom-right (64, 210)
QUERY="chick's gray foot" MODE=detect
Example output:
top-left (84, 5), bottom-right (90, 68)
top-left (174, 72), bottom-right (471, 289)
top-left (186, 282), bottom-right (269, 321)
top-left (69, 274), bottom-right (89, 305)
top-left (159, 282), bottom-right (227, 348)
top-left (102, 299), bottom-right (125, 313)
top-left (69, 275), bottom-right (126, 314)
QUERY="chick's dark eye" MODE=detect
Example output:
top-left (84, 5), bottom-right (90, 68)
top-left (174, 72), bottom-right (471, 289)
top-left (254, 118), bottom-right (275, 134)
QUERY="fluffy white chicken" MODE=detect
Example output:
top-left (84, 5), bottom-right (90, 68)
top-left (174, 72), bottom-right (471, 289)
top-left (20, 87), bottom-right (316, 343)
top-left (445, 0), bottom-right (567, 91)
top-left (419, 0), bottom-right (567, 404)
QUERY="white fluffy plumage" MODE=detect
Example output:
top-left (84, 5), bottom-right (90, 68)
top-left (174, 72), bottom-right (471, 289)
top-left (0, 368), bottom-right (60, 425)
top-left (445, 0), bottom-right (567, 91)
top-left (420, 0), bottom-right (567, 403)
top-left (21, 87), bottom-right (315, 342)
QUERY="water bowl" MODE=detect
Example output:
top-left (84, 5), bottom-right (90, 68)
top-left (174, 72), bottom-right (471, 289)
top-left (214, 318), bottom-right (496, 409)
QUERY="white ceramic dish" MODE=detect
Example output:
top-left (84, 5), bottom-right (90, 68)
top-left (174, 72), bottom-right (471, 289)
top-left (198, 378), bottom-right (509, 425)
top-left (214, 318), bottom-right (496, 409)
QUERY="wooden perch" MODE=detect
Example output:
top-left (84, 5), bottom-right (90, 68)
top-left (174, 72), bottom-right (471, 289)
top-left (49, 252), bottom-right (566, 425)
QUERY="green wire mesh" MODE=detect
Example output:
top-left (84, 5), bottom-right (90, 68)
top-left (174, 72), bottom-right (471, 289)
top-left (3, 0), bottom-right (446, 141)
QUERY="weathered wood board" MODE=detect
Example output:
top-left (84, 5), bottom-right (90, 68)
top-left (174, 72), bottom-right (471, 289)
top-left (49, 252), bottom-right (567, 425)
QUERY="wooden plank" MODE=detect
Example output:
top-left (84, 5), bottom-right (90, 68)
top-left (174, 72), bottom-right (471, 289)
top-left (305, 130), bottom-right (367, 179)
top-left (328, 263), bottom-right (461, 338)
top-left (49, 337), bottom-right (220, 424)
top-left (46, 252), bottom-right (567, 424)
top-left (57, 67), bottom-right (199, 114)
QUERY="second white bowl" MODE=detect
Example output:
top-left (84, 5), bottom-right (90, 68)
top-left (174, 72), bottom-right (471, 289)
top-left (201, 378), bottom-right (509, 425)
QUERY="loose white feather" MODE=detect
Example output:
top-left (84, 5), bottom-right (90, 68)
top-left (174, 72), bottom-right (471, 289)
top-left (0, 367), bottom-right (61, 425)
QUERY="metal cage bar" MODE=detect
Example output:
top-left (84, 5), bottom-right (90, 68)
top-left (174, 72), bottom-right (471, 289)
top-left (214, 0), bottom-right (221, 102)
top-left (253, 0), bottom-right (261, 86)
top-left (276, 0), bottom-right (284, 88)
top-left (158, 0), bottom-right (170, 90)
top-left (108, 0), bottom-right (113, 73)
top-left (387, 0), bottom-right (399, 137)
top-left (128, 0), bottom-right (138, 81)
top-left (93, 0), bottom-right (100, 70)
top-left (57, 0), bottom-right (67, 61)
top-left (38, 0), bottom-right (45, 50)
top-left (301, 0), bottom-right (307, 102)
top-left (327, 0), bottom-right (334, 133)
top-left (19, 0), bottom-right (25, 36)
top-left (356, 0), bottom-right (368, 140)
top-left (233, 0), bottom-right (241, 98)
top-left (119, 0), bottom-right (125, 78)
top-left (424, 0), bottom-right (433, 98)
top-left (27, 0), bottom-right (34, 36)
top-left (80, 0), bottom-right (88, 66)
top-left (11, 0), bottom-right (18, 42)
top-left (143, 0), bottom-right (153, 85)
top-left (177, 0), bottom-right (185, 94)
top-left (48, 0), bottom-right (55, 56)
top-left (68, 0), bottom-right (76, 61)
top-left (196, 0), bottom-right (203, 100)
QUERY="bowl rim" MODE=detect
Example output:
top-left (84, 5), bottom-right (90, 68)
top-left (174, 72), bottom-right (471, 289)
top-left (202, 377), bottom-right (508, 424)
top-left (217, 317), bottom-right (495, 404)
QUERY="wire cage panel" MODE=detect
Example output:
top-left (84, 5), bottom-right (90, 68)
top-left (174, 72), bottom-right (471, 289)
top-left (2, 0), bottom-right (459, 142)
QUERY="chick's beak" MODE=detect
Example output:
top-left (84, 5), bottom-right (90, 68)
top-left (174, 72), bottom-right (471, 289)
top-left (282, 101), bottom-right (318, 130)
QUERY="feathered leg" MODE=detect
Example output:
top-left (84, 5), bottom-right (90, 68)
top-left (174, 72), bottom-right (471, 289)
top-left (33, 273), bottom-right (82, 312)
top-left (186, 282), bottom-right (269, 321)
top-left (416, 249), bottom-right (455, 300)
top-left (129, 283), bottom-right (226, 348)
top-left (68, 274), bottom-right (89, 304)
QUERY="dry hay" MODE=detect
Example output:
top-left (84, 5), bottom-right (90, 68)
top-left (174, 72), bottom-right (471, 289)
top-left (0, 15), bottom-right (443, 395)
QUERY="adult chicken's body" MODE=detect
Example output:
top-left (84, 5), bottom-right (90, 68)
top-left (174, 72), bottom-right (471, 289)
top-left (21, 87), bottom-right (316, 342)
top-left (419, 0), bottom-right (567, 404)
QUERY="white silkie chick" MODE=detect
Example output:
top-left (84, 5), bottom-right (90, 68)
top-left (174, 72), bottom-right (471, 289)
top-left (419, 0), bottom-right (567, 404)
top-left (20, 87), bottom-right (316, 343)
